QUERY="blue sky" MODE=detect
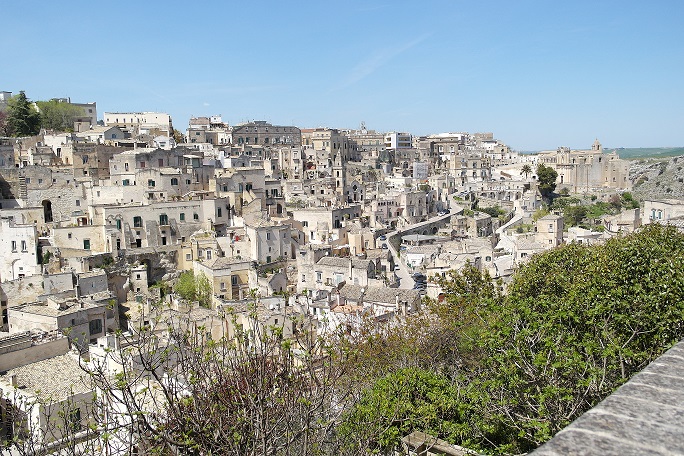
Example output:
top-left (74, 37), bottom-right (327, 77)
top-left (2, 0), bottom-right (683, 150)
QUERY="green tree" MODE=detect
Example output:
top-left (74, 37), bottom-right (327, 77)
top-left (339, 368), bottom-right (470, 453)
top-left (171, 127), bottom-right (184, 144)
top-left (0, 111), bottom-right (12, 136)
top-left (472, 224), bottom-right (684, 451)
top-left (536, 163), bottom-right (558, 198)
top-left (195, 271), bottom-right (213, 308)
top-left (563, 204), bottom-right (588, 226)
top-left (175, 270), bottom-right (198, 301)
top-left (6, 91), bottom-right (40, 136)
top-left (174, 270), bottom-right (214, 308)
top-left (521, 164), bottom-right (532, 179)
top-left (35, 99), bottom-right (84, 132)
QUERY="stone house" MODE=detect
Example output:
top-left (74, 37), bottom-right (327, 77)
top-left (642, 199), bottom-right (684, 226)
top-left (0, 353), bottom-right (94, 449)
top-left (0, 217), bottom-right (40, 282)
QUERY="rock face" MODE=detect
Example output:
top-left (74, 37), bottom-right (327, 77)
top-left (630, 155), bottom-right (684, 201)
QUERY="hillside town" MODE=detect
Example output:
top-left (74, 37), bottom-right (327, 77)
top-left (0, 92), bottom-right (683, 452)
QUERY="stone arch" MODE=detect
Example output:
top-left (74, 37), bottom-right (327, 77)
top-left (276, 203), bottom-right (283, 215)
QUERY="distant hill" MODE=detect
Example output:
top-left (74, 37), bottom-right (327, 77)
top-left (606, 147), bottom-right (684, 159)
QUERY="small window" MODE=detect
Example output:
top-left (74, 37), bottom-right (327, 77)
top-left (11, 240), bottom-right (16, 252)
top-left (148, 179), bottom-right (155, 187)
top-left (193, 213), bottom-right (199, 220)
top-left (159, 214), bottom-right (168, 225)
top-left (122, 179), bottom-right (130, 186)
top-left (83, 239), bottom-right (91, 250)
top-left (75, 200), bottom-right (80, 207)
top-left (134, 216), bottom-right (143, 228)
top-left (171, 178), bottom-right (179, 186)
top-left (140, 161), bottom-right (146, 168)
top-left (186, 253), bottom-right (191, 260)
top-left (68, 233), bottom-right (72, 239)
top-left (21, 240), bottom-right (27, 252)
top-left (180, 213), bottom-right (185, 221)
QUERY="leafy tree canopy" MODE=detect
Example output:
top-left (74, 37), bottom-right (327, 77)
top-left (6, 91), bottom-right (40, 137)
top-left (352, 224), bottom-right (684, 454)
top-left (174, 270), bottom-right (212, 307)
top-left (536, 163), bottom-right (558, 198)
top-left (36, 99), bottom-right (84, 132)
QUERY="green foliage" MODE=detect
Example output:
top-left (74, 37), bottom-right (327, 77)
top-left (563, 205), bottom-right (588, 226)
top-left (536, 163), bottom-right (558, 198)
top-left (175, 270), bottom-right (213, 308)
top-left (550, 196), bottom-right (580, 210)
top-left (6, 91), bottom-right (41, 136)
top-left (339, 368), bottom-right (470, 452)
top-left (532, 208), bottom-right (550, 222)
top-left (35, 99), bottom-right (84, 132)
top-left (521, 164), bottom-right (532, 178)
top-left (349, 225), bottom-right (684, 454)
top-left (478, 206), bottom-right (506, 218)
top-left (0, 111), bottom-right (11, 136)
top-left (473, 224), bottom-right (684, 451)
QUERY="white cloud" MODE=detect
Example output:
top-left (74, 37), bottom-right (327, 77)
top-left (335, 33), bottom-right (431, 90)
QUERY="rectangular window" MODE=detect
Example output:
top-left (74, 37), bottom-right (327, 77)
top-left (75, 200), bottom-right (80, 207)
top-left (159, 214), bottom-right (168, 225)
top-left (134, 216), bottom-right (143, 228)
top-left (122, 179), bottom-right (130, 186)
top-left (140, 161), bottom-right (146, 168)
top-left (11, 240), bottom-right (16, 252)
top-left (220, 282), bottom-right (225, 290)
top-left (83, 239), bottom-right (91, 250)
top-left (186, 253), bottom-right (191, 260)
top-left (231, 275), bottom-right (238, 286)
top-left (217, 207), bottom-right (222, 217)
top-left (21, 240), bottom-right (27, 252)
top-left (158, 158), bottom-right (164, 167)
top-left (171, 178), bottom-right (178, 186)
top-left (148, 179), bottom-right (155, 187)
top-left (180, 213), bottom-right (185, 221)
top-left (116, 219), bottom-right (122, 230)
top-left (266, 232), bottom-right (271, 240)
top-left (206, 250), bottom-right (212, 260)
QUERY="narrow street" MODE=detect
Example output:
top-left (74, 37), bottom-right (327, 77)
top-left (385, 212), bottom-right (455, 289)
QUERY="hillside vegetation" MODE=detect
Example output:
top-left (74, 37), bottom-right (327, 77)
top-left (69, 225), bottom-right (684, 455)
